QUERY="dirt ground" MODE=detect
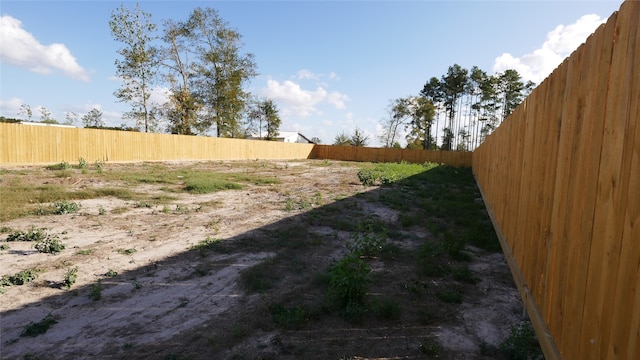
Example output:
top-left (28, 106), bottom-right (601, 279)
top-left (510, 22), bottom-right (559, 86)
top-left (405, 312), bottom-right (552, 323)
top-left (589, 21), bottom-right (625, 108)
top-left (0, 160), bottom-right (530, 359)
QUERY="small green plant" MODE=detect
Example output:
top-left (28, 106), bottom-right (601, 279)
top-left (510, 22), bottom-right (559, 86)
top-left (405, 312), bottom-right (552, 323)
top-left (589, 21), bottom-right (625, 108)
top-left (3, 268), bottom-right (41, 286)
top-left (162, 205), bottom-right (170, 213)
top-left (372, 297), bottom-right (401, 320)
top-left (0, 244), bottom-right (9, 250)
top-left (76, 249), bottom-right (93, 255)
top-left (89, 279), bottom-right (102, 300)
top-left (21, 313), bottom-right (57, 337)
top-left (192, 237), bottom-right (227, 255)
top-left (327, 256), bottom-right (371, 322)
top-left (63, 267), bottom-right (78, 289)
top-left (98, 206), bottom-right (106, 215)
top-left (78, 157), bottom-right (88, 169)
top-left (53, 201), bottom-right (80, 215)
top-left (34, 236), bottom-right (66, 254)
top-left (436, 288), bottom-right (463, 304)
top-left (419, 339), bottom-right (440, 357)
top-left (132, 279), bottom-right (142, 290)
top-left (499, 322), bottom-right (543, 360)
top-left (443, 231), bottom-right (470, 261)
top-left (104, 269), bottom-right (118, 277)
top-left (270, 303), bottom-right (311, 330)
top-left (346, 223), bottom-right (387, 258)
top-left (117, 248), bottom-right (136, 255)
top-left (6, 227), bottom-right (47, 242)
top-left (94, 160), bottom-right (104, 173)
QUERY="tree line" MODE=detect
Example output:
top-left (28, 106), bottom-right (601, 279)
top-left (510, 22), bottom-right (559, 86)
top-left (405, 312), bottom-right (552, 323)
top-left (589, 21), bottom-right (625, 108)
top-left (109, 3), bottom-right (281, 139)
top-left (378, 64), bottom-right (535, 151)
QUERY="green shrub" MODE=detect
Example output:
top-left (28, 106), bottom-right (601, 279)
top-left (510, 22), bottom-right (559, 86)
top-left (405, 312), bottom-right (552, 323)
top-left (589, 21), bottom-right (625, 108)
top-left (63, 267), bottom-right (78, 289)
top-left (53, 201), bottom-right (80, 215)
top-left (346, 223), bottom-right (387, 258)
top-left (4, 268), bottom-right (41, 286)
top-left (270, 303), bottom-right (311, 330)
top-left (327, 256), bottom-right (371, 321)
top-left (5, 227), bottom-right (47, 242)
top-left (34, 236), bottom-right (66, 254)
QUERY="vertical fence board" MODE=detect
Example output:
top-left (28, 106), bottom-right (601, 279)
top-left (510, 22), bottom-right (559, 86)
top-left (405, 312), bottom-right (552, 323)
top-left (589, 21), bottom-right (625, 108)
top-left (473, 2), bottom-right (637, 358)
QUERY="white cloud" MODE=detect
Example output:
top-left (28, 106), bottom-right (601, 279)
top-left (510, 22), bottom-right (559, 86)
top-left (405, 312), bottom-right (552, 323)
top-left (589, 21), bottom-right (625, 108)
top-left (0, 15), bottom-right (90, 82)
top-left (493, 14), bottom-right (605, 83)
top-left (261, 79), bottom-right (348, 118)
top-left (296, 69), bottom-right (317, 80)
top-left (0, 97), bottom-right (24, 117)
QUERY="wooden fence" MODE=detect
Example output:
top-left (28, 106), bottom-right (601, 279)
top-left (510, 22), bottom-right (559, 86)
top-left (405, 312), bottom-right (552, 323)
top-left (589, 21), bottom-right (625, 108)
top-left (473, 1), bottom-right (639, 359)
top-left (312, 144), bottom-right (472, 167)
top-left (0, 123), bottom-right (472, 167)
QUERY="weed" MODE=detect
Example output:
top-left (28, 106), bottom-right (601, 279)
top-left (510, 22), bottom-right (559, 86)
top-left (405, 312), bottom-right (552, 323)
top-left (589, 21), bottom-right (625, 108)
top-left (346, 223), bottom-right (387, 258)
top-left (34, 236), bottom-right (66, 254)
top-left (134, 201), bottom-right (153, 208)
top-left (76, 249), bottom-right (93, 255)
top-left (192, 237), bottom-right (228, 255)
top-left (162, 205), bottom-right (170, 213)
top-left (132, 279), bottom-right (142, 290)
top-left (240, 262), bottom-right (277, 293)
top-left (0, 226), bottom-right (12, 233)
top-left (63, 267), bottom-right (78, 289)
top-left (498, 322), bottom-right (543, 360)
top-left (94, 160), bottom-right (104, 173)
top-left (89, 279), bottom-right (102, 300)
top-left (46, 161), bottom-right (70, 170)
top-left (104, 270), bottom-right (118, 277)
top-left (443, 231), bottom-right (470, 261)
top-left (98, 206), bottom-right (106, 215)
top-left (21, 313), bottom-right (57, 337)
top-left (0, 244), bottom-right (9, 250)
top-left (327, 256), bottom-right (371, 321)
top-left (117, 248), bottom-right (136, 255)
top-left (436, 288), bottom-right (463, 304)
top-left (2, 268), bottom-right (41, 286)
top-left (53, 201), bottom-right (80, 215)
top-left (270, 303), bottom-right (311, 330)
top-left (78, 157), bottom-right (88, 169)
top-left (452, 266), bottom-right (478, 284)
top-left (372, 298), bottom-right (401, 320)
top-left (419, 339), bottom-right (440, 357)
top-left (5, 227), bottom-right (47, 242)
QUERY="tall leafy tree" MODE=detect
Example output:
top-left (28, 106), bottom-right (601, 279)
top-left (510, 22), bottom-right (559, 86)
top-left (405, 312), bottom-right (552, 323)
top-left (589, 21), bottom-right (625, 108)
top-left (110, 3), bottom-right (159, 132)
top-left (247, 99), bottom-right (281, 140)
top-left (82, 108), bottom-right (105, 127)
top-left (18, 104), bottom-right (32, 121)
top-left (185, 7), bottom-right (257, 137)
top-left (379, 98), bottom-right (410, 148)
top-left (440, 64), bottom-right (468, 150)
top-left (161, 19), bottom-right (200, 135)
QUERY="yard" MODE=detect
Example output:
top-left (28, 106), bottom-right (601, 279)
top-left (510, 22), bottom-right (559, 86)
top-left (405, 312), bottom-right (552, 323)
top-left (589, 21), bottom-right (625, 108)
top-left (0, 160), bottom-right (540, 359)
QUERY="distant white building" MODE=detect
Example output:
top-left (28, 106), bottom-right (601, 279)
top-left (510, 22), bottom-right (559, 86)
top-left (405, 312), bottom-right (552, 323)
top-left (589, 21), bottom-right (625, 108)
top-left (247, 131), bottom-right (315, 144)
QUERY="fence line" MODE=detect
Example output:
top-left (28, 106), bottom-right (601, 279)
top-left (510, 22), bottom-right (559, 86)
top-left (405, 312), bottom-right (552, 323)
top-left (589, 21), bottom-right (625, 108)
top-left (0, 123), bottom-right (472, 167)
top-left (311, 144), bottom-right (472, 167)
top-left (473, 1), bottom-right (639, 359)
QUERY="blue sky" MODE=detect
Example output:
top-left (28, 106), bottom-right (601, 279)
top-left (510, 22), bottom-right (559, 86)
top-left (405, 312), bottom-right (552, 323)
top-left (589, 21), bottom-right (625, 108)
top-left (0, 0), bottom-right (623, 145)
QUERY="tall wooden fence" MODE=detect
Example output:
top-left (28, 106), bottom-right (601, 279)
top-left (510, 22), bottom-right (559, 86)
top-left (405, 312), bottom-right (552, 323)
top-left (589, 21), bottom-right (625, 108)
top-left (312, 144), bottom-right (472, 167)
top-left (473, 1), bottom-right (639, 359)
top-left (0, 123), bottom-right (472, 167)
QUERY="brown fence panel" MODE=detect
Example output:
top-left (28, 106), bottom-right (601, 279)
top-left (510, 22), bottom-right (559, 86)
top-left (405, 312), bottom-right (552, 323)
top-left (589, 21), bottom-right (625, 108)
top-left (311, 144), bottom-right (471, 167)
top-left (473, 1), bottom-right (639, 359)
